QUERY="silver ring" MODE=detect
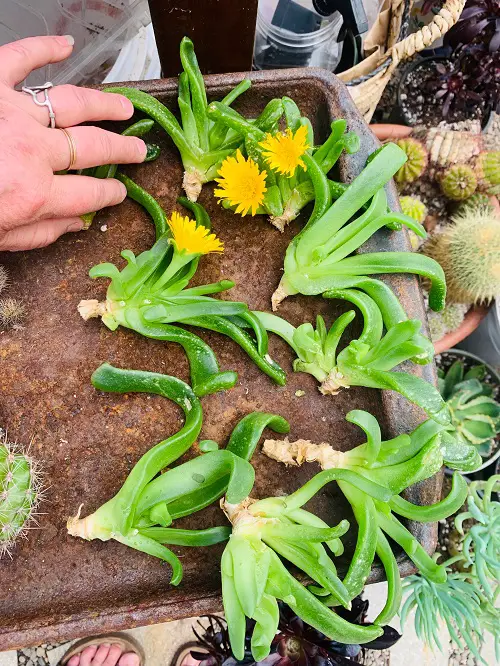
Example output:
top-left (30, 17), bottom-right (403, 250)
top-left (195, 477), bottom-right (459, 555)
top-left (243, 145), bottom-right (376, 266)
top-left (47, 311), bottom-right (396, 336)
top-left (22, 82), bottom-right (56, 129)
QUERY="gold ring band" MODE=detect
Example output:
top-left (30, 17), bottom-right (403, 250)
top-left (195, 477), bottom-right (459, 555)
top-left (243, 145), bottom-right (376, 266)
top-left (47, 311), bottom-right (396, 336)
top-left (60, 128), bottom-right (77, 170)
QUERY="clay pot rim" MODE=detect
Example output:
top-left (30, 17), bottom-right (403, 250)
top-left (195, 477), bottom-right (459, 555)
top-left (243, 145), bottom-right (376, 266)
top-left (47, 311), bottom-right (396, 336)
top-left (434, 305), bottom-right (490, 355)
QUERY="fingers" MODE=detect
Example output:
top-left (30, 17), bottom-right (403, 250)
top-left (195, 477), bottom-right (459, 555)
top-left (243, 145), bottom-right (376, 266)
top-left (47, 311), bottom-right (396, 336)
top-left (14, 85), bottom-right (134, 128)
top-left (44, 174), bottom-right (126, 218)
top-left (47, 126), bottom-right (146, 171)
top-left (0, 218), bottom-right (83, 251)
top-left (370, 124), bottom-right (412, 141)
top-left (0, 36), bottom-right (74, 87)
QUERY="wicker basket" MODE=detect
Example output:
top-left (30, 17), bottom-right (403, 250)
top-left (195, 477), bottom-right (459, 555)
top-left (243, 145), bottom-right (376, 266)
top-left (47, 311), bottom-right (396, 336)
top-left (339, 0), bottom-right (466, 122)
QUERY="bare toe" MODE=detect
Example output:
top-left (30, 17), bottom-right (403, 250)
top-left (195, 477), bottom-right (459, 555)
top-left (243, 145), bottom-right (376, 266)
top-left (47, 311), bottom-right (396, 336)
top-left (89, 644), bottom-right (111, 666)
top-left (78, 646), bottom-right (98, 666)
top-left (117, 652), bottom-right (140, 666)
top-left (67, 656), bottom-right (81, 666)
top-left (101, 644), bottom-right (123, 666)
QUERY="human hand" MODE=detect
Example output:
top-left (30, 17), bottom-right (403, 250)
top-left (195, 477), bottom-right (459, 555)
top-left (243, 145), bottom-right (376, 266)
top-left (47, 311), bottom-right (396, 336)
top-left (0, 35), bottom-right (147, 251)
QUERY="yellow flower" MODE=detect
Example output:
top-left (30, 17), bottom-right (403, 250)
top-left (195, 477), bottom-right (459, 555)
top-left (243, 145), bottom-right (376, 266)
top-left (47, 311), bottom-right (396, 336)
top-left (214, 150), bottom-right (267, 216)
top-left (168, 211), bottom-right (223, 255)
top-left (259, 125), bottom-right (309, 177)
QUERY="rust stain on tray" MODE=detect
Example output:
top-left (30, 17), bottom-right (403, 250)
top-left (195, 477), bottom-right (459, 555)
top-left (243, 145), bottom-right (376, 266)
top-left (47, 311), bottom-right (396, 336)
top-left (0, 69), bottom-right (439, 650)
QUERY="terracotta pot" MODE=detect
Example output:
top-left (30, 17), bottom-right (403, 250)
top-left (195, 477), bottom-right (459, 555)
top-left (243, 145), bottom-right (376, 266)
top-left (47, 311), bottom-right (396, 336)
top-left (434, 306), bottom-right (490, 354)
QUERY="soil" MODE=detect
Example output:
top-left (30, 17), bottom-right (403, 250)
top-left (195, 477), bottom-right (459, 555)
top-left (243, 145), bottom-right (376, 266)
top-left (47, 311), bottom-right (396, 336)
top-left (399, 60), bottom-right (485, 127)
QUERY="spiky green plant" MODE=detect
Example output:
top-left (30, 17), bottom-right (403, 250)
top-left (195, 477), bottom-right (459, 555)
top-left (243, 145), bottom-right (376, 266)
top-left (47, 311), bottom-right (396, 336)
top-left (401, 476), bottom-right (500, 664)
top-left (0, 433), bottom-right (42, 557)
top-left (455, 476), bottom-right (500, 601)
top-left (399, 195), bottom-right (427, 223)
top-left (438, 359), bottom-right (500, 467)
top-left (457, 192), bottom-right (495, 215)
top-left (393, 138), bottom-right (428, 184)
top-left (0, 298), bottom-right (26, 329)
top-left (440, 164), bottom-right (478, 200)
top-left (427, 303), bottom-right (468, 342)
top-left (401, 570), bottom-right (485, 660)
top-left (422, 207), bottom-right (500, 304)
top-left (476, 151), bottom-right (500, 196)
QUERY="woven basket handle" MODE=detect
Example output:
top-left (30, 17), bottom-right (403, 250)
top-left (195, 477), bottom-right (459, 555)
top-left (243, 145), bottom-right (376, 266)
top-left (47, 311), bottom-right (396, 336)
top-left (388, 0), bottom-right (466, 66)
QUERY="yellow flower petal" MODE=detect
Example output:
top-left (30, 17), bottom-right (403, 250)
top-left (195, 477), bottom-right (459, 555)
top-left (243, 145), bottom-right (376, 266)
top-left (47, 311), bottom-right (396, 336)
top-left (214, 149), bottom-right (267, 216)
top-left (168, 211), bottom-right (224, 255)
top-left (259, 125), bottom-right (309, 177)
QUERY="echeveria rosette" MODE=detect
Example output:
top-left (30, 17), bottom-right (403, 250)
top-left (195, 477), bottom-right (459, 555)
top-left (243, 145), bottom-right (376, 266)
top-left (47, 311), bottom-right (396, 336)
top-left (272, 143), bottom-right (446, 314)
top-left (254, 287), bottom-right (448, 424)
top-left (78, 197), bottom-right (286, 395)
top-left (68, 363), bottom-right (288, 584)
top-left (262, 409), bottom-right (469, 624)
top-left (438, 360), bottom-right (500, 468)
top-left (106, 37), bottom-right (253, 202)
top-left (207, 98), bottom-right (360, 231)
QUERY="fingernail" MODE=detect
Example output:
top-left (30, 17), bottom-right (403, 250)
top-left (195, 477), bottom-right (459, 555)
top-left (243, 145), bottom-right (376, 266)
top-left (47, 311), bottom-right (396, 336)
top-left (137, 138), bottom-right (148, 161)
top-left (59, 35), bottom-right (75, 47)
top-left (67, 220), bottom-right (83, 233)
top-left (118, 182), bottom-right (127, 199)
top-left (120, 97), bottom-right (134, 116)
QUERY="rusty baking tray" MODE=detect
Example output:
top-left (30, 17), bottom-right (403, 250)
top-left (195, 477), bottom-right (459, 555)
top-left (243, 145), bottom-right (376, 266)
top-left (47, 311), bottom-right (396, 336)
top-left (0, 68), bottom-right (440, 650)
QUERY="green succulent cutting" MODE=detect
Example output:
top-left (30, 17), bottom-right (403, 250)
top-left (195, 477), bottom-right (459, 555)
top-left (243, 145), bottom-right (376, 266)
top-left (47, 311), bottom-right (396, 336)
top-left (78, 190), bottom-right (285, 395)
top-left (271, 142), bottom-right (446, 313)
top-left (67, 363), bottom-right (289, 584)
top-left (262, 409), bottom-right (468, 623)
top-left (254, 286), bottom-right (447, 423)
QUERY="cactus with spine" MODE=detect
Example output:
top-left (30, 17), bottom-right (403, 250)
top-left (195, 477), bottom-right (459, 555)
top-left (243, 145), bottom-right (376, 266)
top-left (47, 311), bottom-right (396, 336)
top-left (393, 137), bottom-right (428, 185)
top-left (399, 196), bottom-right (427, 223)
top-left (475, 151), bottom-right (500, 196)
top-left (422, 207), bottom-right (500, 304)
top-left (427, 302), bottom-right (468, 342)
top-left (0, 432), bottom-right (42, 557)
top-left (0, 266), bottom-right (25, 329)
top-left (440, 164), bottom-right (478, 201)
top-left (457, 192), bottom-right (495, 215)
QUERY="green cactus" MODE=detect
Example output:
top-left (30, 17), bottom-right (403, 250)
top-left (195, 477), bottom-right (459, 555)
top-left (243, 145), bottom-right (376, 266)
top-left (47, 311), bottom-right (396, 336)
top-left (427, 302), bottom-right (468, 342)
top-left (422, 207), bottom-right (500, 304)
top-left (440, 164), bottom-right (478, 201)
top-left (457, 192), bottom-right (494, 216)
top-left (394, 137), bottom-right (428, 184)
top-left (400, 195), bottom-right (427, 223)
top-left (439, 360), bottom-right (500, 465)
top-left (476, 151), bottom-right (500, 196)
top-left (0, 435), bottom-right (41, 557)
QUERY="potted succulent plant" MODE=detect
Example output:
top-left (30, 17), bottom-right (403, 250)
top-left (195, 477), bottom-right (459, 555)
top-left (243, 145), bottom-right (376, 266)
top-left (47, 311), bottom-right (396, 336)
top-left (436, 348), bottom-right (500, 472)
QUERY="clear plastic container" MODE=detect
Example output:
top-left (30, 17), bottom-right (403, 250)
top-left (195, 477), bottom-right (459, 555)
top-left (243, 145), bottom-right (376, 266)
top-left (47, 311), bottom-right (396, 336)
top-left (0, 0), bottom-right (150, 86)
top-left (253, 0), bottom-right (343, 70)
